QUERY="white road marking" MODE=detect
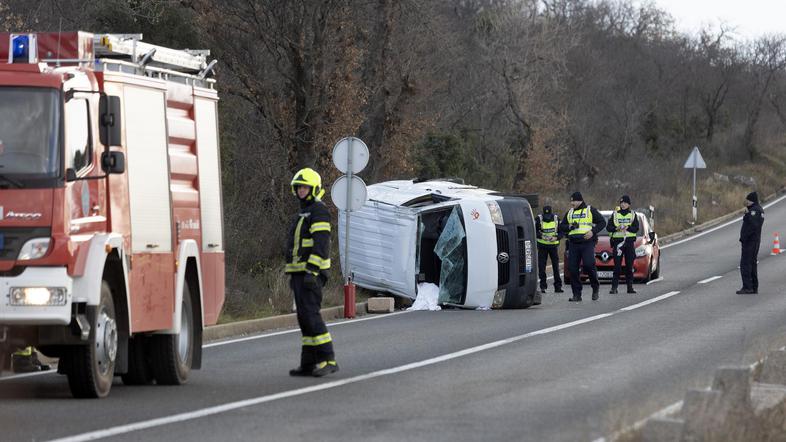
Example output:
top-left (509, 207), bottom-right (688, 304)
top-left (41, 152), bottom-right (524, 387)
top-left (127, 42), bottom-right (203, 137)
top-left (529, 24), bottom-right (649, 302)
top-left (662, 194), bottom-right (786, 250)
top-left (619, 291), bottom-right (679, 311)
top-left (698, 276), bottom-right (723, 284)
top-left (645, 277), bottom-right (663, 285)
top-left (49, 293), bottom-right (683, 442)
top-left (204, 310), bottom-right (410, 348)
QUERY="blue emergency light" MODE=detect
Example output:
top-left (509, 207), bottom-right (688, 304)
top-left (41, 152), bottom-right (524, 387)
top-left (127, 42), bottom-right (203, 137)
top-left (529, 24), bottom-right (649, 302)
top-left (9, 34), bottom-right (36, 63)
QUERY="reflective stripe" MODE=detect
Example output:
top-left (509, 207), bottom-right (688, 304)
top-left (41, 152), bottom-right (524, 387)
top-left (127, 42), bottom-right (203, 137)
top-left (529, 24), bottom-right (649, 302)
top-left (568, 207), bottom-right (593, 236)
top-left (290, 216), bottom-right (306, 266)
top-left (537, 215), bottom-right (559, 245)
top-left (285, 262), bottom-right (307, 273)
top-left (302, 332), bottom-right (332, 346)
top-left (13, 346), bottom-right (33, 357)
top-left (307, 254), bottom-right (331, 269)
top-left (612, 211), bottom-right (636, 238)
top-left (301, 238), bottom-right (314, 247)
top-left (310, 222), bottom-right (331, 233)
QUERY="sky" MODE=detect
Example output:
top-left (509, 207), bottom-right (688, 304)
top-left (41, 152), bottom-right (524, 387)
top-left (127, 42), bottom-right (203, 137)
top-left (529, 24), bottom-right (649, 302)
top-left (650, 0), bottom-right (786, 40)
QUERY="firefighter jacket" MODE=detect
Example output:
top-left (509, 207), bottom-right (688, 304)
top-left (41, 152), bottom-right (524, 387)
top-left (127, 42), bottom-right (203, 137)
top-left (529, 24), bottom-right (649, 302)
top-left (606, 208), bottom-right (640, 244)
top-left (739, 203), bottom-right (764, 244)
top-left (285, 198), bottom-right (332, 276)
top-left (558, 203), bottom-right (606, 244)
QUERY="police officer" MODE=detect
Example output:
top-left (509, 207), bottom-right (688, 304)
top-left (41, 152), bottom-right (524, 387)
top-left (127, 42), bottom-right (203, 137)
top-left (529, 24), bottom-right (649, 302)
top-left (737, 191), bottom-right (764, 295)
top-left (606, 195), bottom-right (639, 294)
top-left (559, 192), bottom-right (606, 301)
top-left (535, 206), bottom-right (563, 293)
top-left (286, 168), bottom-right (339, 377)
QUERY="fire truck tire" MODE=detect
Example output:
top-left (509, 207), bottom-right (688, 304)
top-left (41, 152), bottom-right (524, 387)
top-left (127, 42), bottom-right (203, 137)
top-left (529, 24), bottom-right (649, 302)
top-left (121, 336), bottom-right (153, 385)
top-left (150, 286), bottom-right (194, 385)
top-left (65, 282), bottom-right (117, 398)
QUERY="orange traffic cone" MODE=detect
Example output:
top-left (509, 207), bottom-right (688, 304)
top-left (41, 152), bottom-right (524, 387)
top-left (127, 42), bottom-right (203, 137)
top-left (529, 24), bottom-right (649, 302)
top-left (772, 232), bottom-right (782, 255)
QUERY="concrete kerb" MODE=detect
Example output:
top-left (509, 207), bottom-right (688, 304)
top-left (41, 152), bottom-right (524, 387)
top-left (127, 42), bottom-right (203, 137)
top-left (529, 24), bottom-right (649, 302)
top-left (204, 302), bottom-right (368, 342)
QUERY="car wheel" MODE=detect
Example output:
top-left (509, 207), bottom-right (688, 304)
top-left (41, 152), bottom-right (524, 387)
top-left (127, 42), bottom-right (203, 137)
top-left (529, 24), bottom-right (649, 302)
top-left (65, 281), bottom-right (117, 398)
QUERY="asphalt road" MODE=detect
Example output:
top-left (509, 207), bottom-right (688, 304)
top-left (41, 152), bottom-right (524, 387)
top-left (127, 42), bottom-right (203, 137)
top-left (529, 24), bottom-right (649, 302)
top-left (2, 196), bottom-right (786, 442)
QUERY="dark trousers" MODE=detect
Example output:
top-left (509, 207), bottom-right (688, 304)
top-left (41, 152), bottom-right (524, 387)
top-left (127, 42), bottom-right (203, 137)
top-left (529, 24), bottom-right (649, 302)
top-left (290, 273), bottom-right (334, 367)
top-left (740, 240), bottom-right (760, 291)
top-left (537, 245), bottom-right (562, 290)
top-left (568, 241), bottom-right (599, 298)
top-left (611, 239), bottom-right (636, 289)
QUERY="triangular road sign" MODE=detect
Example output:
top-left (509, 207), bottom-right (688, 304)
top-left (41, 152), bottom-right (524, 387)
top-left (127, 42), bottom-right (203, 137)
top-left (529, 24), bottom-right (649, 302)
top-left (683, 146), bottom-right (707, 169)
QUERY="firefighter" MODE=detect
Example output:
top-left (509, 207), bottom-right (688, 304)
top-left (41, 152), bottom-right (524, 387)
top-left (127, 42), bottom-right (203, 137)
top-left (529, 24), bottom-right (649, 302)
top-left (606, 195), bottom-right (639, 294)
top-left (535, 205), bottom-right (563, 293)
top-left (11, 347), bottom-right (50, 373)
top-left (737, 191), bottom-right (764, 295)
top-left (559, 192), bottom-right (606, 301)
top-left (285, 168), bottom-right (339, 377)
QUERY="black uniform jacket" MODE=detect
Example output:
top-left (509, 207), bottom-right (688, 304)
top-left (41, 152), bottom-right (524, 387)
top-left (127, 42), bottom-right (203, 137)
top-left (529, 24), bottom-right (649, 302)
top-left (558, 203), bottom-right (607, 244)
top-left (606, 208), bottom-right (640, 245)
top-left (535, 213), bottom-right (564, 248)
top-left (286, 198), bottom-right (332, 277)
top-left (740, 203), bottom-right (764, 243)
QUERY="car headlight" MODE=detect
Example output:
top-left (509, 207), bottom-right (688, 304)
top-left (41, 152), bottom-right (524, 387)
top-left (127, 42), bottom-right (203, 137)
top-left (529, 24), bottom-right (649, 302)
top-left (492, 289), bottom-right (506, 308)
top-left (486, 201), bottom-right (504, 225)
top-left (9, 287), bottom-right (67, 306)
top-left (635, 244), bottom-right (652, 257)
top-left (17, 237), bottom-right (50, 260)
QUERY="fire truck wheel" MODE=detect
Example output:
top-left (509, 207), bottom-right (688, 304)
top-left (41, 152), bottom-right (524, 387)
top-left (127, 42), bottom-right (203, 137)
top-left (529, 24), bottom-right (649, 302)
top-left (121, 336), bottom-right (153, 385)
top-left (65, 282), bottom-right (117, 398)
top-left (150, 286), bottom-right (194, 385)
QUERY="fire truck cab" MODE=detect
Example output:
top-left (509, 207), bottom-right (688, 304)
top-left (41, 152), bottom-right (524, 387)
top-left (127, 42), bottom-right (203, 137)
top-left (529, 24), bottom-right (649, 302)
top-left (0, 32), bottom-right (225, 398)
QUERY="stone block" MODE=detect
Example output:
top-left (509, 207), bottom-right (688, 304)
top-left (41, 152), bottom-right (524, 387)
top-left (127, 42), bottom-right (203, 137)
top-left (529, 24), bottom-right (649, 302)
top-left (712, 366), bottom-right (752, 409)
top-left (639, 417), bottom-right (683, 442)
top-left (367, 297), bottom-right (395, 313)
top-left (759, 350), bottom-right (786, 385)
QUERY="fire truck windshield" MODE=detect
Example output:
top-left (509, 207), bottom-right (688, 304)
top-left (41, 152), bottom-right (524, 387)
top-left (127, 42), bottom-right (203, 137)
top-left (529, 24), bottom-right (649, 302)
top-left (0, 87), bottom-right (60, 179)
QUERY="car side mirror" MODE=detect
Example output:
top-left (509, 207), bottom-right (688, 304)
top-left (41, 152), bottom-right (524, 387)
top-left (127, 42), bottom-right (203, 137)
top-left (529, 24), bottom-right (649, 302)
top-left (101, 151), bottom-right (125, 174)
top-left (99, 95), bottom-right (122, 147)
top-left (65, 168), bottom-right (77, 182)
top-left (649, 231), bottom-right (656, 243)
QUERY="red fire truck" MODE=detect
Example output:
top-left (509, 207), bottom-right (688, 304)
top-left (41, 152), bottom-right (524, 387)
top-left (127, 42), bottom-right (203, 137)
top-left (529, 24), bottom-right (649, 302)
top-left (0, 32), bottom-right (225, 398)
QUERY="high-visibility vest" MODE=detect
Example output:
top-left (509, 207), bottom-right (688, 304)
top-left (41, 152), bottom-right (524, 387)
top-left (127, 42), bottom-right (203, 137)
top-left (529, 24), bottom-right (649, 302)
top-left (537, 214), bottom-right (560, 245)
top-left (567, 206), bottom-right (593, 236)
top-left (611, 210), bottom-right (636, 239)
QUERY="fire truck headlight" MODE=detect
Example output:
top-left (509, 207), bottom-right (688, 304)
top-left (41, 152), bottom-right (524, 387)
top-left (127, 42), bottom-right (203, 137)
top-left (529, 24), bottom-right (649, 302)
top-left (17, 238), bottom-right (51, 260)
top-left (9, 287), bottom-right (67, 306)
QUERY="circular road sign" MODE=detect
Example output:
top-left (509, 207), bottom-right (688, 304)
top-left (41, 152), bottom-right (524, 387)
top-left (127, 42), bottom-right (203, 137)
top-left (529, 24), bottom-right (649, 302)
top-left (332, 137), bottom-right (369, 174)
top-left (331, 175), bottom-right (368, 212)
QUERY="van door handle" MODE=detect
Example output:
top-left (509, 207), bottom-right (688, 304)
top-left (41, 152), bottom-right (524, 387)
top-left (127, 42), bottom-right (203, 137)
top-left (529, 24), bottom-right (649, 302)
top-left (146, 244), bottom-right (159, 249)
top-left (207, 243), bottom-right (220, 248)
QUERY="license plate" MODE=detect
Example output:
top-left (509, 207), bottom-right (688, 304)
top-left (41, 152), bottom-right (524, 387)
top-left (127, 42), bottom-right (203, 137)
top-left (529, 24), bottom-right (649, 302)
top-left (597, 271), bottom-right (613, 278)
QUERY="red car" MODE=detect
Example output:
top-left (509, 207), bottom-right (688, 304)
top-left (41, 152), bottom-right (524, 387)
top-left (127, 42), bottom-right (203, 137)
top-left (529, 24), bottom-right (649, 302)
top-left (563, 209), bottom-right (661, 284)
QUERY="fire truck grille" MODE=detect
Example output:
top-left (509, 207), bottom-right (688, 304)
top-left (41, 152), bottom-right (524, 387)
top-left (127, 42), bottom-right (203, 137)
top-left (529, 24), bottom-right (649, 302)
top-left (0, 227), bottom-right (52, 261)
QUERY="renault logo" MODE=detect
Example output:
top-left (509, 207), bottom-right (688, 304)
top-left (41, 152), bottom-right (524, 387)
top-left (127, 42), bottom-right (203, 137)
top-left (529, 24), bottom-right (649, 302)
top-left (497, 252), bottom-right (510, 264)
top-left (600, 251), bottom-right (610, 262)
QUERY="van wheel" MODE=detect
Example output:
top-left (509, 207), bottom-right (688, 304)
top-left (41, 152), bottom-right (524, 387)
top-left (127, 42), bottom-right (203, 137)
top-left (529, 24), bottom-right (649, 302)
top-left (150, 285), bottom-right (194, 385)
top-left (66, 281), bottom-right (117, 398)
top-left (121, 336), bottom-right (153, 385)
top-left (651, 255), bottom-right (661, 279)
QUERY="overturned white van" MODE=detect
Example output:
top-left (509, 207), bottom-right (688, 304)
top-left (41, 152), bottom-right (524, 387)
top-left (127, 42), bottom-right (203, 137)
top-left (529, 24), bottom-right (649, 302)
top-left (338, 180), bottom-right (540, 309)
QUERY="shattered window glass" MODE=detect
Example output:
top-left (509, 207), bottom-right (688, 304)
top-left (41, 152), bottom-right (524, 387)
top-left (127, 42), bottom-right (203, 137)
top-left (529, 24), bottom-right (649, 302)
top-left (434, 206), bottom-right (466, 304)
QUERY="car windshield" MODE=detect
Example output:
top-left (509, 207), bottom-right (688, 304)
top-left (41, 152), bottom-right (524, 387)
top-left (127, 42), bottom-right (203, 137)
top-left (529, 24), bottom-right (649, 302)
top-left (0, 87), bottom-right (60, 177)
top-left (597, 214), bottom-right (644, 237)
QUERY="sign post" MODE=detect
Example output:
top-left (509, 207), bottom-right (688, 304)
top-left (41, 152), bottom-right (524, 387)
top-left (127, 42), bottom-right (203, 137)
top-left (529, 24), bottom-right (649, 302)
top-left (683, 146), bottom-right (707, 225)
top-left (331, 137), bottom-right (369, 318)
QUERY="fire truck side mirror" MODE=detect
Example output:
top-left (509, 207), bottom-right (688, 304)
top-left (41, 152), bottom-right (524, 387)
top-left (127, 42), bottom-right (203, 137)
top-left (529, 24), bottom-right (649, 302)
top-left (99, 95), bottom-right (122, 147)
top-left (101, 151), bottom-right (125, 174)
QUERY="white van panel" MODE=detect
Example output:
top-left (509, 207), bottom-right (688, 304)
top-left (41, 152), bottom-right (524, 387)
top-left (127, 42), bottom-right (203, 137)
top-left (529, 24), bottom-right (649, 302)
top-left (339, 201), bottom-right (417, 297)
top-left (194, 98), bottom-right (223, 251)
top-left (124, 86), bottom-right (172, 253)
top-left (458, 200), bottom-right (498, 307)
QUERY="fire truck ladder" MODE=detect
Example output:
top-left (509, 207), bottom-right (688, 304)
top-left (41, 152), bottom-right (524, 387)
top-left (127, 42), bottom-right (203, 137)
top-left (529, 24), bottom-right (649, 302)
top-left (93, 33), bottom-right (217, 79)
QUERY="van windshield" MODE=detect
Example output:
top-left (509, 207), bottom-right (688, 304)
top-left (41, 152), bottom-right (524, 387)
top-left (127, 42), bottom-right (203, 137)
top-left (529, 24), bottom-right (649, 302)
top-left (417, 206), bottom-right (468, 304)
top-left (0, 87), bottom-right (61, 178)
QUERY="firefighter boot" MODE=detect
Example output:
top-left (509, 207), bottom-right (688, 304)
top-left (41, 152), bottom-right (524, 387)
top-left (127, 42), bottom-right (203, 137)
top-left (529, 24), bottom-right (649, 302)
top-left (312, 361), bottom-right (339, 377)
top-left (289, 366), bottom-right (315, 377)
top-left (12, 349), bottom-right (50, 373)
